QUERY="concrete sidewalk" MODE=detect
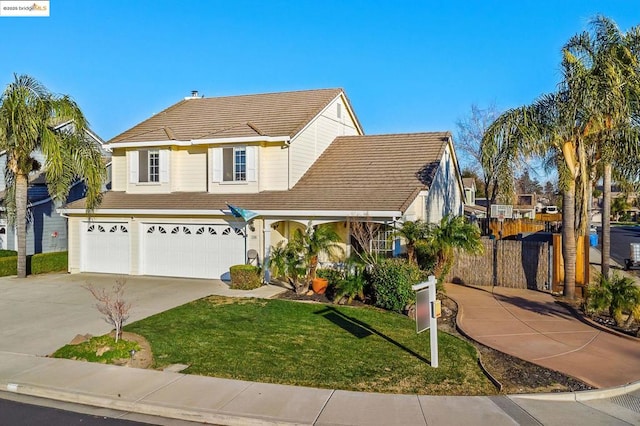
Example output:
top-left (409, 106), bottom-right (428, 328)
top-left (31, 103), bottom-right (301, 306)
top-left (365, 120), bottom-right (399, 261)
top-left (1, 351), bottom-right (639, 425)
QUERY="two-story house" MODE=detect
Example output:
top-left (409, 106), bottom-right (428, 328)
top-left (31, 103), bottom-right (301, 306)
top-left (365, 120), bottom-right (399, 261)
top-left (62, 88), bottom-right (464, 280)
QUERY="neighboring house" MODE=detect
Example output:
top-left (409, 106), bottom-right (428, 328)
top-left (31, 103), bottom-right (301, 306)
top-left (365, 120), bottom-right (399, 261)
top-left (513, 194), bottom-right (537, 219)
top-left (0, 124), bottom-right (110, 254)
top-left (462, 177), bottom-right (486, 219)
top-left (61, 88), bottom-right (464, 280)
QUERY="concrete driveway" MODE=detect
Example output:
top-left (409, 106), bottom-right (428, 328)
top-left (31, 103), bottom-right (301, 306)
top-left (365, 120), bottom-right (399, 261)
top-left (0, 273), bottom-right (282, 357)
top-left (446, 283), bottom-right (640, 388)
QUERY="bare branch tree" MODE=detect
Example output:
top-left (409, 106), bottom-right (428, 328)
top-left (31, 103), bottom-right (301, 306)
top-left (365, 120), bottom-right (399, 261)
top-left (455, 103), bottom-right (501, 179)
top-left (84, 278), bottom-right (131, 342)
top-left (349, 217), bottom-right (382, 266)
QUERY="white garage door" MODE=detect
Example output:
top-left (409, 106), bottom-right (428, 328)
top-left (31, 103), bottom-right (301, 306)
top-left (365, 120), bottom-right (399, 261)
top-left (142, 223), bottom-right (246, 279)
top-left (82, 222), bottom-right (130, 274)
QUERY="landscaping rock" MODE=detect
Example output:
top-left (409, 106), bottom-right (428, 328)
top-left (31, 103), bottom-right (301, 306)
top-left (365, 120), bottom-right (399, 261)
top-left (69, 334), bottom-right (92, 345)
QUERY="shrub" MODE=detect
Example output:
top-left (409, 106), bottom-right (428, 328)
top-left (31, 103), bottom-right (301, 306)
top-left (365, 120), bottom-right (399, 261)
top-left (415, 241), bottom-right (436, 272)
top-left (586, 273), bottom-right (640, 327)
top-left (0, 256), bottom-right (17, 276)
top-left (31, 251), bottom-right (68, 274)
top-left (0, 250), bottom-right (17, 258)
top-left (369, 258), bottom-right (425, 313)
top-left (317, 267), bottom-right (343, 286)
top-left (230, 264), bottom-right (262, 290)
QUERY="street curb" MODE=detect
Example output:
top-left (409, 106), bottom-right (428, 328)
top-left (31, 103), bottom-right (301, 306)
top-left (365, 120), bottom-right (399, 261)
top-left (509, 380), bottom-right (640, 402)
top-left (1, 382), bottom-right (300, 426)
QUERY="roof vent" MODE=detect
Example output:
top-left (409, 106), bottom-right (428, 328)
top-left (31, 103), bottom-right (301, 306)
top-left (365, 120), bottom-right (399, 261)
top-left (191, 90), bottom-right (199, 97)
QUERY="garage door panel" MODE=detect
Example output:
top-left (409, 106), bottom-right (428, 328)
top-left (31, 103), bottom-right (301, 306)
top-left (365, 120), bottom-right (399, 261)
top-left (82, 222), bottom-right (130, 274)
top-left (142, 223), bottom-right (245, 279)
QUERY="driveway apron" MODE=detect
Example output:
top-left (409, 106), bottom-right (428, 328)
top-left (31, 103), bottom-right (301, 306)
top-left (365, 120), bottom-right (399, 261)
top-left (446, 283), bottom-right (640, 388)
top-left (0, 273), bottom-right (281, 357)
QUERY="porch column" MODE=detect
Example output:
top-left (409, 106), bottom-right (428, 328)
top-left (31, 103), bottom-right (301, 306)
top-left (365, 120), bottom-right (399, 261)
top-left (263, 219), bottom-right (275, 283)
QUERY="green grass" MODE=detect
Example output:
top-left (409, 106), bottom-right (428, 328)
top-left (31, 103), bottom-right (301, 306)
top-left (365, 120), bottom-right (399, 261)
top-left (52, 335), bottom-right (140, 363)
top-left (125, 296), bottom-right (494, 395)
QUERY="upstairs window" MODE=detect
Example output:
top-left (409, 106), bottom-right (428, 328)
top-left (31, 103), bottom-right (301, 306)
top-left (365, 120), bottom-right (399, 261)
top-left (139, 149), bottom-right (159, 182)
top-left (223, 147), bottom-right (246, 182)
top-left (129, 149), bottom-right (169, 184)
top-left (212, 146), bottom-right (256, 183)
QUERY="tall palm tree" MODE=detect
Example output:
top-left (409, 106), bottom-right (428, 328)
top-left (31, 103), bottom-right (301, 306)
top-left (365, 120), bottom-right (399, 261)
top-left (425, 214), bottom-right (483, 289)
top-left (0, 75), bottom-right (105, 278)
top-left (482, 17), bottom-right (640, 299)
top-left (483, 85), bottom-right (591, 299)
top-left (564, 16), bottom-right (640, 279)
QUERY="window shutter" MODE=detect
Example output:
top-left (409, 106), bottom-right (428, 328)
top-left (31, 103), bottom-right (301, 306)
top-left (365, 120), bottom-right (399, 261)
top-left (160, 149), bottom-right (170, 183)
top-left (211, 148), bottom-right (222, 182)
top-left (246, 146), bottom-right (257, 182)
top-left (129, 151), bottom-right (138, 184)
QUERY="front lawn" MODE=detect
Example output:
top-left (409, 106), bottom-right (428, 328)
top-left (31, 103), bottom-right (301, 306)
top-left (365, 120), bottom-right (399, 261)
top-left (124, 296), bottom-right (495, 395)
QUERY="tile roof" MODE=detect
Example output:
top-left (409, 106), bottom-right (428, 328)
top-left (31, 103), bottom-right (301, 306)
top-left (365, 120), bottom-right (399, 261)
top-left (66, 132), bottom-right (452, 215)
top-left (109, 88), bottom-right (352, 144)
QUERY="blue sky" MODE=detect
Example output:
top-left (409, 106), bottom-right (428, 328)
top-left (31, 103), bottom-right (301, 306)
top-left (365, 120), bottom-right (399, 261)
top-left (2, 1), bottom-right (639, 156)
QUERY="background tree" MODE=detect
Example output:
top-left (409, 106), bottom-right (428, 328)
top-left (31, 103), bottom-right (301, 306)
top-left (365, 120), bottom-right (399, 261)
top-left (515, 170), bottom-right (543, 194)
top-left (456, 104), bottom-right (516, 216)
top-left (611, 195), bottom-right (630, 221)
top-left (0, 75), bottom-right (105, 278)
top-left (455, 103), bottom-right (501, 173)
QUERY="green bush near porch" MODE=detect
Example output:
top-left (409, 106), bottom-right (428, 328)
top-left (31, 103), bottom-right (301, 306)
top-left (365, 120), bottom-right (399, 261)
top-left (0, 250), bottom-right (17, 258)
top-left (229, 264), bottom-right (262, 289)
top-left (0, 256), bottom-right (17, 276)
top-left (31, 251), bottom-right (68, 274)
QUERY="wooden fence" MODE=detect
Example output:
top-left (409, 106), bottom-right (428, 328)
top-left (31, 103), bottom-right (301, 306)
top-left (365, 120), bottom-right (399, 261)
top-left (448, 239), bottom-right (550, 290)
top-left (478, 218), bottom-right (561, 238)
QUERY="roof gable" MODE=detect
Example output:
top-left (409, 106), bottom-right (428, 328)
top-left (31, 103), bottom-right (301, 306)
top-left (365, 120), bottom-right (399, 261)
top-left (109, 88), bottom-right (350, 144)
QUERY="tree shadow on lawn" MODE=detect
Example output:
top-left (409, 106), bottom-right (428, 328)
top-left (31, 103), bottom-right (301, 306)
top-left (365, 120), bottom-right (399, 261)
top-left (314, 306), bottom-right (433, 366)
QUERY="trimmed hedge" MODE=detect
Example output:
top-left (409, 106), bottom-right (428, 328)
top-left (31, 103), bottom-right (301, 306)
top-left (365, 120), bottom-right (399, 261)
top-left (31, 251), bottom-right (68, 275)
top-left (0, 250), bottom-right (17, 258)
top-left (229, 264), bottom-right (262, 290)
top-left (0, 256), bottom-right (17, 276)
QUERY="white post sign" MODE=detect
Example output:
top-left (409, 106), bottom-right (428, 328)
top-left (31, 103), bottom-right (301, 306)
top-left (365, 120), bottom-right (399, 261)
top-left (412, 276), bottom-right (439, 368)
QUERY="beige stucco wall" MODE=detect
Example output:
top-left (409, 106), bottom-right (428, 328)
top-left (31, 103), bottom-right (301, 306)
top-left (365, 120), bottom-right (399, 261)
top-left (110, 150), bottom-right (127, 191)
top-left (289, 95), bottom-right (360, 188)
top-left (259, 143), bottom-right (289, 191)
top-left (171, 146), bottom-right (207, 192)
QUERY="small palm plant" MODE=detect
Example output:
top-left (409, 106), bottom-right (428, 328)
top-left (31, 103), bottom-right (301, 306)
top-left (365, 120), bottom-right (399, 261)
top-left (394, 220), bottom-right (428, 264)
top-left (586, 273), bottom-right (640, 327)
top-left (269, 222), bottom-right (344, 294)
top-left (425, 214), bottom-right (483, 291)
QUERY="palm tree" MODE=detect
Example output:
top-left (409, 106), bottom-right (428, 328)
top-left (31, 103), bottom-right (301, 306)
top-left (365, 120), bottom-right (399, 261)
top-left (481, 17), bottom-right (640, 299)
top-left (282, 222), bottom-right (344, 294)
top-left (394, 219), bottom-right (428, 264)
top-left (0, 75), bottom-right (105, 278)
top-left (587, 273), bottom-right (640, 327)
top-left (425, 214), bottom-right (483, 290)
top-left (564, 16), bottom-right (640, 279)
top-left (483, 87), bottom-right (590, 299)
